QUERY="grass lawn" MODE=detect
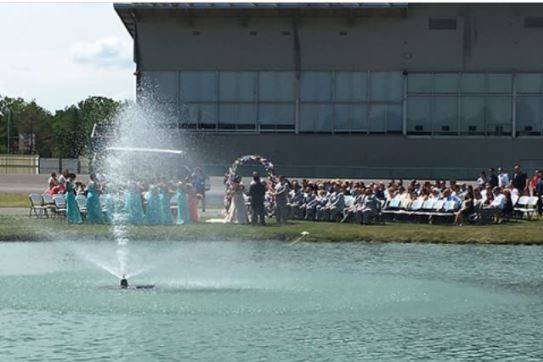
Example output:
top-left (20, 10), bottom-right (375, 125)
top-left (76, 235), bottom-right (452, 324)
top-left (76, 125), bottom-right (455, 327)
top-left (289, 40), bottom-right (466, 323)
top-left (1, 214), bottom-right (542, 244)
top-left (0, 193), bottom-right (29, 208)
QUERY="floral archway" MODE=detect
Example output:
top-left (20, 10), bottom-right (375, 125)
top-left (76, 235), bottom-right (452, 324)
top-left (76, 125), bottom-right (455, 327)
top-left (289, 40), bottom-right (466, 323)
top-left (226, 155), bottom-right (277, 187)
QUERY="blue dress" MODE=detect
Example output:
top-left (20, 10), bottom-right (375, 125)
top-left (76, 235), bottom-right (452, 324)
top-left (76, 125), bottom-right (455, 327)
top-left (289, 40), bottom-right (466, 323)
top-left (86, 181), bottom-right (104, 224)
top-left (102, 194), bottom-right (115, 224)
top-left (176, 187), bottom-right (190, 225)
top-left (145, 186), bottom-right (161, 225)
top-left (65, 182), bottom-right (82, 224)
top-left (124, 189), bottom-right (144, 224)
top-left (159, 188), bottom-right (172, 225)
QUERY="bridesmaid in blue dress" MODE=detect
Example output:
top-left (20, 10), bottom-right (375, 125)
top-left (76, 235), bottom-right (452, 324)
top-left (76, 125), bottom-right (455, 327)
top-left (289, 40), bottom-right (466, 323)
top-left (145, 185), bottom-right (161, 225)
top-left (65, 174), bottom-right (82, 224)
top-left (86, 174), bottom-right (104, 224)
top-left (175, 182), bottom-right (190, 225)
top-left (102, 193), bottom-right (116, 224)
top-left (159, 183), bottom-right (172, 225)
top-left (124, 182), bottom-right (144, 224)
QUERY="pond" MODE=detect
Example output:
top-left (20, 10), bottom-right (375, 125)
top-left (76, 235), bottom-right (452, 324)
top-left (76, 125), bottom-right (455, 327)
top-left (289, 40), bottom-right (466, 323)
top-left (0, 241), bottom-right (542, 361)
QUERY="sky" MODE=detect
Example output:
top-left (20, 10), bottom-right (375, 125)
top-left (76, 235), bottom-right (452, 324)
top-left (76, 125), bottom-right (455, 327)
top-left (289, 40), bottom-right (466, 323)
top-left (0, 3), bottom-right (135, 112)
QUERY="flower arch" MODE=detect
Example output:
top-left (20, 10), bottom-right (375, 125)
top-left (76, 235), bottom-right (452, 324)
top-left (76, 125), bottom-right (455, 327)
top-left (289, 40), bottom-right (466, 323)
top-left (226, 155), bottom-right (277, 186)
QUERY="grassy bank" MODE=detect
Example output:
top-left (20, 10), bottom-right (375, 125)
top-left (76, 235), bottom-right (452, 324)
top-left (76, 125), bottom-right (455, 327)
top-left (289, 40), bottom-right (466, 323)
top-left (0, 193), bottom-right (28, 208)
top-left (1, 215), bottom-right (543, 244)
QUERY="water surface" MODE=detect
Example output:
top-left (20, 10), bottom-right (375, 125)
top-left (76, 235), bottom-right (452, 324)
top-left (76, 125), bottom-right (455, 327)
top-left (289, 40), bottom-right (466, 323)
top-left (0, 241), bottom-right (542, 361)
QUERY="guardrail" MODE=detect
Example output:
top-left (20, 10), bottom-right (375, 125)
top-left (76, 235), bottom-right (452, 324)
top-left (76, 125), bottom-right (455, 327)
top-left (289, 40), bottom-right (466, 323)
top-left (0, 154), bottom-right (91, 175)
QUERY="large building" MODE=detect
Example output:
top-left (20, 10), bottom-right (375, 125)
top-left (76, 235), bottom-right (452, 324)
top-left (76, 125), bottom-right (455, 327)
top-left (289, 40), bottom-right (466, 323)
top-left (115, 3), bottom-right (543, 179)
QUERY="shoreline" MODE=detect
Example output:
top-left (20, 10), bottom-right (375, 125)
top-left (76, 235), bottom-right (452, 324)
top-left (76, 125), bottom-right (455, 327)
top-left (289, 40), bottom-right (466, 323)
top-left (1, 215), bottom-right (543, 245)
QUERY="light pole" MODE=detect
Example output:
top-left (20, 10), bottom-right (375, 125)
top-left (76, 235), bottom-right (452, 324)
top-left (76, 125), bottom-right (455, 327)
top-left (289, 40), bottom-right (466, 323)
top-left (1, 108), bottom-right (11, 154)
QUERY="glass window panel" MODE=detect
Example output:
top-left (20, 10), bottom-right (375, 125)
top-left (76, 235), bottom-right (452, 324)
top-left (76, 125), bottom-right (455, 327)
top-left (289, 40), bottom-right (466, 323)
top-left (516, 73), bottom-right (543, 93)
top-left (369, 105), bottom-right (386, 133)
top-left (408, 74), bottom-right (433, 93)
top-left (386, 104), bottom-right (403, 132)
top-left (370, 72), bottom-right (403, 101)
top-left (182, 103), bottom-right (217, 125)
top-left (180, 71), bottom-right (217, 102)
top-left (301, 72), bottom-right (332, 101)
top-left (407, 97), bottom-right (432, 133)
top-left (258, 72), bottom-right (295, 101)
top-left (434, 97), bottom-right (458, 133)
top-left (516, 97), bottom-right (542, 134)
top-left (300, 104), bottom-right (333, 132)
top-left (142, 71), bottom-right (178, 103)
top-left (219, 72), bottom-right (257, 102)
top-left (460, 97), bottom-right (484, 134)
top-left (219, 104), bottom-right (256, 125)
top-left (335, 72), bottom-right (368, 101)
top-left (461, 73), bottom-right (485, 93)
top-left (487, 74), bottom-right (512, 93)
top-left (258, 104), bottom-right (295, 125)
top-left (334, 104), bottom-right (367, 131)
top-left (486, 97), bottom-right (511, 134)
top-left (434, 73), bottom-right (459, 93)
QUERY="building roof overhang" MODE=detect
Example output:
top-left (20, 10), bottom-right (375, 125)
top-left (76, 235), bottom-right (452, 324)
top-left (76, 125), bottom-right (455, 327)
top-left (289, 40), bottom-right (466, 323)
top-left (114, 2), bottom-right (408, 37)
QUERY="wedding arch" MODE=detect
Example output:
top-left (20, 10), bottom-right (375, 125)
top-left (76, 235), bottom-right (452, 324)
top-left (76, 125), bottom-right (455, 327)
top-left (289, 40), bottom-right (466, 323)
top-left (226, 155), bottom-right (277, 186)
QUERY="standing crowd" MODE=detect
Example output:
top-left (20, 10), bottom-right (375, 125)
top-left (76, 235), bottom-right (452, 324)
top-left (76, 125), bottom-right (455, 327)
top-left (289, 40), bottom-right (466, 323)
top-left (44, 168), bottom-right (208, 225)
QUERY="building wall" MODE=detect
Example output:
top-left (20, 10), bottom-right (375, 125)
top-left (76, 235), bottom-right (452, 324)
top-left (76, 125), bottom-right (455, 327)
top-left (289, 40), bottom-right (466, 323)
top-left (126, 3), bottom-right (543, 178)
top-left (183, 133), bottom-right (543, 179)
top-left (137, 4), bottom-right (543, 72)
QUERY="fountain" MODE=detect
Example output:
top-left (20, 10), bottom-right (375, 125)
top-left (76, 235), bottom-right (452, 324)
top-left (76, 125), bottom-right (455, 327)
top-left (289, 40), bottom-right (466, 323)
top-left (87, 94), bottom-right (189, 287)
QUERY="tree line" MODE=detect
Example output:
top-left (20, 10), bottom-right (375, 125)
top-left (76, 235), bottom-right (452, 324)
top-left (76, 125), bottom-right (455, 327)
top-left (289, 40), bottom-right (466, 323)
top-left (0, 95), bottom-right (124, 158)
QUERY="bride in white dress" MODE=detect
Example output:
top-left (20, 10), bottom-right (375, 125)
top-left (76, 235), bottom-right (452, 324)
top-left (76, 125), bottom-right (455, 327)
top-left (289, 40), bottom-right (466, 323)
top-left (225, 178), bottom-right (249, 224)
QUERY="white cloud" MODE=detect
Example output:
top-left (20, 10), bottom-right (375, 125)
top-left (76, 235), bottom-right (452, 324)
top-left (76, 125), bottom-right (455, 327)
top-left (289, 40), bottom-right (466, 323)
top-left (72, 36), bottom-right (132, 68)
top-left (0, 4), bottom-right (136, 110)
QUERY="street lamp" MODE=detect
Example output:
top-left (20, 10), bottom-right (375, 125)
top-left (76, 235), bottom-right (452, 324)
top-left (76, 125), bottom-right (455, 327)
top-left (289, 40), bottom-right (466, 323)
top-left (0, 108), bottom-right (12, 153)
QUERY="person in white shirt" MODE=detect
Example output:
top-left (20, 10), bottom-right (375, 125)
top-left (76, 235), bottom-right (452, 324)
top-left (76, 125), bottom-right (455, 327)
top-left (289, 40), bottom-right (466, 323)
top-left (58, 169), bottom-right (69, 185)
top-left (498, 168), bottom-right (509, 188)
top-left (489, 187), bottom-right (506, 210)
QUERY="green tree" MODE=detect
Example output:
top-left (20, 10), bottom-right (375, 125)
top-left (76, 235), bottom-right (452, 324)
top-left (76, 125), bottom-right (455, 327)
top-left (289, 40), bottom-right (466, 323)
top-left (0, 96), bottom-right (53, 155)
top-left (51, 96), bottom-right (121, 158)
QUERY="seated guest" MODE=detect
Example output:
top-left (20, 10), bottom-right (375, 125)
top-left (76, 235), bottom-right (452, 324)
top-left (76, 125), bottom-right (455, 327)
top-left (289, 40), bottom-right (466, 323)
top-left (74, 181), bottom-right (86, 195)
top-left (315, 190), bottom-right (329, 221)
top-left (356, 187), bottom-right (381, 224)
top-left (500, 189), bottom-right (514, 222)
top-left (455, 186), bottom-right (475, 225)
top-left (58, 169), bottom-right (70, 185)
top-left (304, 189), bottom-right (318, 221)
top-left (341, 187), bottom-right (365, 223)
top-left (326, 185), bottom-right (346, 222)
top-left (488, 187), bottom-right (506, 210)
top-left (50, 177), bottom-right (66, 195)
top-left (46, 172), bottom-right (59, 194)
top-left (287, 182), bottom-right (305, 219)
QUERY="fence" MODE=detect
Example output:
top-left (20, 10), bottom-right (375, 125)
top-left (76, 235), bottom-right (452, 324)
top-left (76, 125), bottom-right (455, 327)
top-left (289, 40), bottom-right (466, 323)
top-left (0, 154), bottom-right (91, 175)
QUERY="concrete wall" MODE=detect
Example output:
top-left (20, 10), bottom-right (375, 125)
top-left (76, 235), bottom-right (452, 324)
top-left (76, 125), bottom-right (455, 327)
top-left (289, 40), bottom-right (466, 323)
top-left (182, 133), bottom-right (543, 179)
top-left (136, 4), bottom-right (543, 72)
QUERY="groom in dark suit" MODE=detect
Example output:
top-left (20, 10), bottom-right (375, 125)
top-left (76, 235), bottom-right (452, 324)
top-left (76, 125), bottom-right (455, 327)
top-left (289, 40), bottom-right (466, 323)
top-left (249, 172), bottom-right (266, 225)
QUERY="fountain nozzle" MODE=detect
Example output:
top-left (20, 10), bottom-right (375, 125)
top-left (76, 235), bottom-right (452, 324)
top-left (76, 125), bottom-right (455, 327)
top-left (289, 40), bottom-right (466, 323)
top-left (120, 275), bottom-right (128, 289)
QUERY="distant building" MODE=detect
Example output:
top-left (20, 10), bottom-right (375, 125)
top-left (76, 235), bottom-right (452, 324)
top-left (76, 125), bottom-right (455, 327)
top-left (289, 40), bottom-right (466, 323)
top-left (115, 3), bottom-right (543, 179)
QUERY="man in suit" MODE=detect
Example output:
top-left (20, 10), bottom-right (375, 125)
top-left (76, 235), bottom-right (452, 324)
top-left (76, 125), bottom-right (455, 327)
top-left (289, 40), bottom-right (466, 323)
top-left (248, 172), bottom-right (266, 225)
top-left (512, 164), bottom-right (528, 195)
top-left (274, 175), bottom-right (290, 225)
